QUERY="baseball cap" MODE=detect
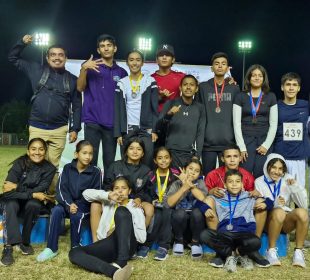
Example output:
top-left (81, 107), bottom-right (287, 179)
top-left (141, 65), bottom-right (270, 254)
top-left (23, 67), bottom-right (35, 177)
top-left (156, 44), bottom-right (175, 57)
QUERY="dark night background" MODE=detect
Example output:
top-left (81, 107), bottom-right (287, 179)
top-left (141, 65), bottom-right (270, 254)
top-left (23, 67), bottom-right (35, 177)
top-left (1, 0), bottom-right (310, 104)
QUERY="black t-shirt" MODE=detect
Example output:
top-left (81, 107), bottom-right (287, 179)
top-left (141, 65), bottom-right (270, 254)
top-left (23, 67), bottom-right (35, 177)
top-left (234, 91), bottom-right (277, 137)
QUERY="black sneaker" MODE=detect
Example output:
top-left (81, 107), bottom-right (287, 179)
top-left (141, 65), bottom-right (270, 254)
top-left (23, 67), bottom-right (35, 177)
top-left (248, 251), bottom-right (270, 268)
top-left (208, 256), bottom-right (224, 268)
top-left (0, 246), bottom-right (14, 266)
top-left (16, 244), bottom-right (34, 255)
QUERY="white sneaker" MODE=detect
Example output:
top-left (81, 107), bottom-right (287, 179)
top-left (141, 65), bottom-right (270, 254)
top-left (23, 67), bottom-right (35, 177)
top-left (239, 255), bottom-right (254, 270)
top-left (224, 256), bottom-right (237, 273)
top-left (266, 248), bottom-right (281, 266)
top-left (292, 249), bottom-right (306, 268)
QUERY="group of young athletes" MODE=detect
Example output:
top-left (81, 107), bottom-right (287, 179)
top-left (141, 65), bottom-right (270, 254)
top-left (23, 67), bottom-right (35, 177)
top-left (0, 33), bottom-right (309, 280)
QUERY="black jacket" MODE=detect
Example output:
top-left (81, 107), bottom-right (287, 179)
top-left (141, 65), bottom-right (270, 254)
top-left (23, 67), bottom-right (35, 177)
top-left (196, 78), bottom-right (240, 151)
top-left (156, 98), bottom-right (206, 157)
top-left (103, 160), bottom-right (151, 202)
top-left (8, 40), bottom-right (82, 132)
top-left (0, 156), bottom-right (56, 201)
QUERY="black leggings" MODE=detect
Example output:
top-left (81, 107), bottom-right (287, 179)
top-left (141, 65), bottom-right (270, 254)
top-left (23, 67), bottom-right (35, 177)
top-left (200, 229), bottom-right (261, 259)
top-left (171, 208), bottom-right (205, 244)
top-left (3, 199), bottom-right (42, 245)
top-left (69, 207), bottom-right (137, 278)
top-left (144, 207), bottom-right (172, 249)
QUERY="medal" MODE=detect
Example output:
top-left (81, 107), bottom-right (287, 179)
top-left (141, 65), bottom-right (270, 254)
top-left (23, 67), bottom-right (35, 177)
top-left (156, 169), bottom-right (170, 203)
top-left (226, 224), bottom-right (233, 231)
top-left (129, 73), bottom-right (143, 98)
top-left (227, 193), bottom-right (240, 232)
top-left (249, 91), bottom-right (263, 124)
top-left (264, 176), bottom-right (282, 201)
top-left (214, 79), bottom-right (225, 114)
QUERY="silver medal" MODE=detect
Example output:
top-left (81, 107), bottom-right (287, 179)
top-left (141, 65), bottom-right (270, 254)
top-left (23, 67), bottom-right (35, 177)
top-left (226, 224), bottom-right (233, 230)
top-left (215, 107), bottom-right (221, 113)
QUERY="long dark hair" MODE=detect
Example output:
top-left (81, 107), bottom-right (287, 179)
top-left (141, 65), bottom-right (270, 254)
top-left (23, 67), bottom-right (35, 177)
top-left (123, 137), bottom-right (145, 162)
top-left (11, 138), bottom-right (48, 170)
top-left (244, 64), bottom-right (270, 94)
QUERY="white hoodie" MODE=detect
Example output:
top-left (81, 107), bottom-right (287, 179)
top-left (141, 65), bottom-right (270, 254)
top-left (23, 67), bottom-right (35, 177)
top-left (82, 189), bottom-right (146, 243)
top-left (255, 153), bottom-right (307, 211)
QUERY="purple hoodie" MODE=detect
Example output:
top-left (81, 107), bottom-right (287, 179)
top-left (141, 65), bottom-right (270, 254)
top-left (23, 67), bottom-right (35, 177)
top-left (82, 61), bottom-right (127, 128)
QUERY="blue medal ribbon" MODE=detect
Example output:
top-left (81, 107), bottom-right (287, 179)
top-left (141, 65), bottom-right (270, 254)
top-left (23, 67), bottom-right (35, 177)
top-left (249, 91), bottom-right (263, 119)
top-left (228, 193), bottom-right (240, 228)
top-left (263, 176), bottom-right (282, 200)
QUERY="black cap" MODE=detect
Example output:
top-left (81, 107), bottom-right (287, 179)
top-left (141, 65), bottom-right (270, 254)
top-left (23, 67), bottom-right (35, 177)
top-left (156, 44), bottom-right (175, 57)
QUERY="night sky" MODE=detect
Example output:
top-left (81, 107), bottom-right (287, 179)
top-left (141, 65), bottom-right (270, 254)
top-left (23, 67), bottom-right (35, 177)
top-left (1, 0), bottom-right (310, 104)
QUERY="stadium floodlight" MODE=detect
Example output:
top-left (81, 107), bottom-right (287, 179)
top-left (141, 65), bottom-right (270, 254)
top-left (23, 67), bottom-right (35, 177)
top-left (34, 32), bottom-right (50, 65)
top-left (238, 40), bottom-right (253, 90)
top-left (138, 37), bottom-right (152, 61)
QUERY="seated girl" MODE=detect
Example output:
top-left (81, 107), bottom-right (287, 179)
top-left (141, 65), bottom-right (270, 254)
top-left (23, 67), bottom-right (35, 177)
top-left (0, 138), bottom-right (56, 266)
top-left (69, 176), bottom-right (146, 280)
top-left (164, 158), bottom-right (207, 259)
top-left (137, 147), bottom-right (179, 260)
top-left (255, 153), bottom-right (308, 267)
top-left (90, 138), bottom-right (153, 242)
top-left (37, 140), bottom-right (102, 262)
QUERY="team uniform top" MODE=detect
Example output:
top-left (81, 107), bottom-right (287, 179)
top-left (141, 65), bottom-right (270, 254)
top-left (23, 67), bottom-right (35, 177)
top-left (82, 60), bottom-right (127, 128)
top-left (274, 99), bottom-right (310, 160)
top-left (103, 160), bottom-right (151, 202)
top-left (151, 70), bottom-right (185, 112)
top-left (196, 78), bottom-right (240, 152)
top-left (205, 166), bottom-right (254, 192)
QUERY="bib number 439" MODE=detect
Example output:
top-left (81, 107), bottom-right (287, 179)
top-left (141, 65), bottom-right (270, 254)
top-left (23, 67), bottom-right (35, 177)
top-left (283, 123), bottom-right (303, 141)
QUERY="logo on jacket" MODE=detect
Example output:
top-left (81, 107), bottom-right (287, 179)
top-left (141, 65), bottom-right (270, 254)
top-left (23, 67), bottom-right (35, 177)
top-left (136, 178), bottom-right (143, 189)
top-left (113, 76), bottom-right (121, 82)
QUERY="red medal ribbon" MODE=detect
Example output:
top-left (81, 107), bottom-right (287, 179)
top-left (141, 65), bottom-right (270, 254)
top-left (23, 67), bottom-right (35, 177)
top-left (214, 79), bottom-right (225, 109)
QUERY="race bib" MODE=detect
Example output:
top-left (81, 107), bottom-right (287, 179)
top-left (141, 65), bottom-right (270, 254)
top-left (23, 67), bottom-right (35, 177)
top-left (283, 123), bottom-right (303, 141)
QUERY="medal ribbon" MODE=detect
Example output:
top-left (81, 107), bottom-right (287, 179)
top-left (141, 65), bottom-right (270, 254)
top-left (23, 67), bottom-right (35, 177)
top-left (129, 73), bottom-right (143, 93)
top-left (249, 91), bottom-right (263, 120)
top-left (156, 169), bottom-right (170, 203)
top-left (109, 199), bottom-right (129, 231)
top-left (214, 79), bottom-right (225, 109)
top-left (109, 203), bottom-right (118, 232)
top-left (228, 193), bottom-right (240, 227)
top-left (263, 176), bottom-right (282, 200)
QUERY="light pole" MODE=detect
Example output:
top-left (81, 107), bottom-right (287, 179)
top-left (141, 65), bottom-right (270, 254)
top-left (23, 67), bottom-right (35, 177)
top-left (34, 32), bottom-right (50, 65)
top-left (1, 112), bottom-right (10, 145)
top-left (138, 37), bottom-right (152, 61)
top-left (238, 40), bottom-right (252, 90)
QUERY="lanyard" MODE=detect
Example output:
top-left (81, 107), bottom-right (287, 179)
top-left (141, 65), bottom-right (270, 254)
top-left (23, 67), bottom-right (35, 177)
top-left (264, 176), bottom-right (282, 200)
top-left (129, 73), bottom-right (143, 93)
top-left (109, 203), bottom-right (118, 232)
top-left (228, 193), bottom-right (240, 226)
top-left (214, 79), bottom-right (225, 109)
top-left (156, 169), bottom-right (170, 203)
top-left (249, 91), bottom-right (263, 119)
top-left (108, 200), bottom-right (129, 231)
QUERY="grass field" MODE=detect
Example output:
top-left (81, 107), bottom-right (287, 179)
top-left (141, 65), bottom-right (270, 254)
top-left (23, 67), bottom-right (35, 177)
top-left (0, 145), bottom-right (309, 280)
